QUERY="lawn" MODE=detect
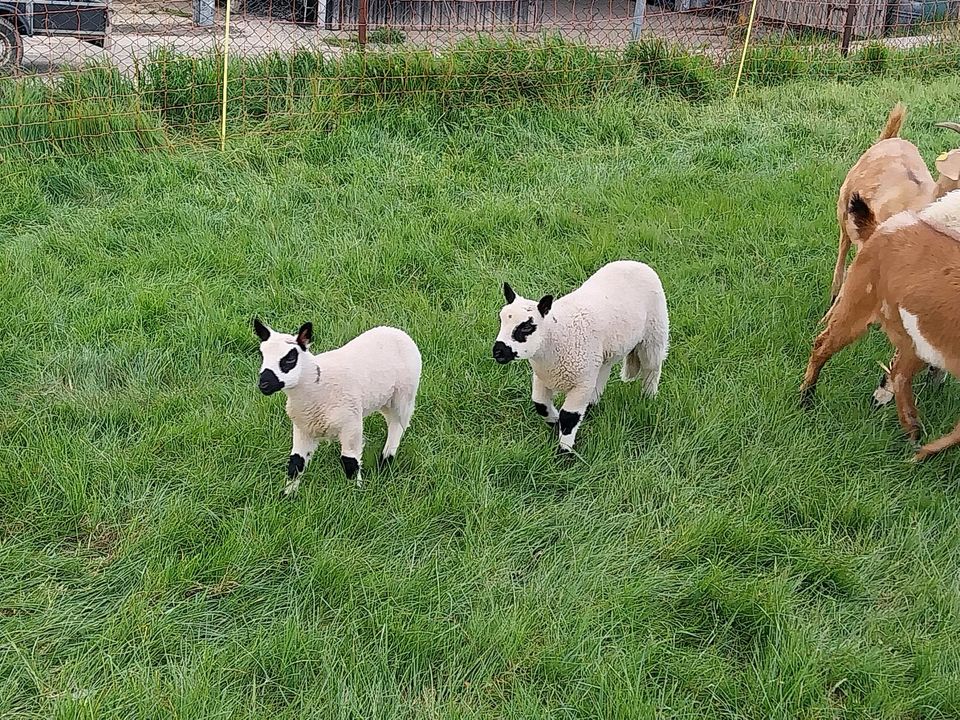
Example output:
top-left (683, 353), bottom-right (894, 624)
top-left (1, 74), bottom-right (960, 719)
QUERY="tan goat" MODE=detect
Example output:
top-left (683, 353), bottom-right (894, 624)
top-left (801, 190), bottom-right (960, 462)
top-left (831, 104), bottom-right (960, 304)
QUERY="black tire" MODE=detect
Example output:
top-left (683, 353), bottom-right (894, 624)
top-left (0, 16), bottom-right (22, 74)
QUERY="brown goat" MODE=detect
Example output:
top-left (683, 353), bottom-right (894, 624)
top-left (802, 190), bottom-right (960, 462)
top-left (831, 104), bottom-right (960, 304)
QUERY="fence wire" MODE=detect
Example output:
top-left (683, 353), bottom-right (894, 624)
top-left (1, 1), bottom-right (959, 157)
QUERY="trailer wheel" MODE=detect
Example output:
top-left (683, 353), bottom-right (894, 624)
top-left (0, 16), bottom-right (22, 74)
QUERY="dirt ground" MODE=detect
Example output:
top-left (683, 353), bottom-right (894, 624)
top-left (19, 2), bottom-right (741, 74)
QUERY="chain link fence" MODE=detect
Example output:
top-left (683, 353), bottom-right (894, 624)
top-left (1, 1), bottom-right (959, 156)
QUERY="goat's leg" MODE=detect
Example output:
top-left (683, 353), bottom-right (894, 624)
top-left (927, 365), bottom-right (947, 387)
top-left (800, 316), bottom-right (871, 407)
top-left (282, 424), bottom-right (319, 499)
top-left (914, 418), bottom-right (960, 462)
top-left (829, 226), bottom-right (852, 307)
top-left (872, 349), bottom-right (899, 409)
top-left (890, 348), bottom-right (925, 444)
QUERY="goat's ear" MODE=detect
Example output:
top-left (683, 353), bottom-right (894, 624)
top-left (936, 149), bottom-right (960, 181)
top-left (296, 322), bottom-right (313, 350)
top-left (253, 317), bottom-right (270, 342)
top-left (502, 282), bottom-right (516, 304)
top-left (537, 295), bottom-right (554, 317)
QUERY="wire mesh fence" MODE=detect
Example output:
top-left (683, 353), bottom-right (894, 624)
top-left (1, 0), bottom-right (959, 157)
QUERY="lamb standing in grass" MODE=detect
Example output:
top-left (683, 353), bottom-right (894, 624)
top-left (254, 319), bottom-right (421, 496)
top-left (492, 260), bottom-right (669, 453)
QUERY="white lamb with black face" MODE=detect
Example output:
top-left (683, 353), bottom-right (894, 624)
top-left (254, 319), bottom-right (422, 496)
top-left (492, 260), bottom-right (669, 454)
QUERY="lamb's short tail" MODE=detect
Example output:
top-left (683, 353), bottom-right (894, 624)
top-left (621, 308), bottom-right (669, 396)
top-left (878, 102), bottom-right (906, 141)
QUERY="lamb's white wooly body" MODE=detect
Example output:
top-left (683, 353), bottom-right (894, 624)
top-left (254, 319), bottom-right (421, 496)
top-left (919, 188), bottom-right (960, 230)
top-left (493, 260), bottom-right (669, 453)
top-left (869, 190), bottom-right (960, 406)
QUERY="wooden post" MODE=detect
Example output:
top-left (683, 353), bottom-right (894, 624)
top-left (840, 0), bottom-right (858, 57)
top-left (358, 0), bottom-right (368, 47)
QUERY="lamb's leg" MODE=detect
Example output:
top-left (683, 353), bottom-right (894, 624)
top-left (590, 361), bottom-right (614, 407)
top-left (338, 421), bottom-right (365, 487)
top-left (379, 406), bottom-right (407, 468)
top-left (532, 374), bottom-right (559, 425)
top-left (283, 424), bottom-right (319, 499)
top-left (890, 348), bottom-right (924, 444)
top-left (558, 385), bottom-right (593, 455)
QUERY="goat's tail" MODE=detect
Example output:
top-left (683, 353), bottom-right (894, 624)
top-left (878, 103), bottom-right (906, 141)
top-left (848, 192), bottom-right (879, 242)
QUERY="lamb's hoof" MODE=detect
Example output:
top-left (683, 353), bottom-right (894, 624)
top-left (556, 446), bottom-right (576, 463)
top-left (378, 454), bottom-right (394, 471)
top-left (800, 386), bottom-right (816, 409)
top-left (279, 488), bottom-right (298, 500)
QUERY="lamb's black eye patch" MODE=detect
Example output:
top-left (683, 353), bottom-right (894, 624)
top-left (512, 318), bottom-right (537, 343)
top-left (279, 348), bottom-right (299, 373)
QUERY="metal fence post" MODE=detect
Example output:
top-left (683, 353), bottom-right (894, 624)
top-left (630, 0), bottom-right (646, 41)
top-left (193, 0), bottom-right (214, 27)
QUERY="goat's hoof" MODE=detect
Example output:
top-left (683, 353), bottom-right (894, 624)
top-left (927, 367), bottom-right (947, 387)
top-left (871, 389), bottom-right (894, 410)
top-left (799, 386), bottom-right (816, 409)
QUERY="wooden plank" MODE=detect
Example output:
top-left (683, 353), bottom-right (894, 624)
top-left (754, 0), bottom-right (890, 37)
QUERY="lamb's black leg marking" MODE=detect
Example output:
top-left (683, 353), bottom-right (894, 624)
top-left (287, 453), bottom-right (305, 478)
top-left (340, 455), bottom-right (360, 480)
top-left (559, 410), bottom-right (581, 436)
top-left (279, 453), bottom-right (307, 499)
top-left (534, 402), bottom-right (550, 418)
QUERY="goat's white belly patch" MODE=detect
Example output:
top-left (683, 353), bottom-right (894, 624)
top-left (899, 308), bottom-right (946, 368)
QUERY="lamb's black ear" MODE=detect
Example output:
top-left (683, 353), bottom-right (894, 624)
top-left (503, 282), bottom-right (516, 304)
top-left (253, 317), bottom-right (270, 342)
top-left (296, 322), bottom-right (313, 350)
top-left (538, 295), bottom-right (554, 317)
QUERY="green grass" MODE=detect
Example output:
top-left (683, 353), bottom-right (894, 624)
top-left (4, 37), bottom-right (960, 158)
top-left (2, 75), bottom-right (960, 718)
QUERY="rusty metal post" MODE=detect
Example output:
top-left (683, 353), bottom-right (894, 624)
top-left (840, 0), bottom-right (858, 57)
top-left (358, 0), bottom-right (368, 47)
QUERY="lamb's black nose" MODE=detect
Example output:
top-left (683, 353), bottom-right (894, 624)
top-left (492, 341), bottom-right (517, 364)
top-left (258, 369), bottom-right (283, 395)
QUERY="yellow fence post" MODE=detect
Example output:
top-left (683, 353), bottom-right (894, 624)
top-left (220, 0), bottom-right (234, 151)
top-left (732, 0), bottom-right (760, 100)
